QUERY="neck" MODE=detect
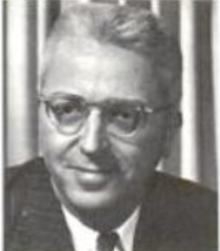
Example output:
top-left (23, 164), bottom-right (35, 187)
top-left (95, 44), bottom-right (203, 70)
top-left (65, 195), bottom-right (142, 232)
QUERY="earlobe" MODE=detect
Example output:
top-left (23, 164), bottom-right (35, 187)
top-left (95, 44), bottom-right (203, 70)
top-left (163, 111), bottom-right (182, 158)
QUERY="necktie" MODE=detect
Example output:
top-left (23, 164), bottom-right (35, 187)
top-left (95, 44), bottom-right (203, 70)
top-left (97, 232), bottom-right (119, 251)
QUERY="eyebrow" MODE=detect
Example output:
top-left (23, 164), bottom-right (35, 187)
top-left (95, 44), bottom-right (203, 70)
top-left (39, 92), bottom-right (149, 105)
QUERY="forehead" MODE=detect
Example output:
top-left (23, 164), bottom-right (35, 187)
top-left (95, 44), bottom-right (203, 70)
top-left (42, 43), bottom-right (168, 106)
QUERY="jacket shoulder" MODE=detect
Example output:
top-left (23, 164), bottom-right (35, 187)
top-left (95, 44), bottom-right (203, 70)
top-left (139, 172), bottom-right (217, 250)
top-left (5, 158), bottom-right (46, 237)
top-left (153, 172), bottom-right (217, 223)
top-left (155, 171), bottom-right (216, 199)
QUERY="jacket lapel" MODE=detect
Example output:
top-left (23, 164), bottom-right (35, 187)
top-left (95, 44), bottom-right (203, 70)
top-left (132, 173), bottom-right (160, 251)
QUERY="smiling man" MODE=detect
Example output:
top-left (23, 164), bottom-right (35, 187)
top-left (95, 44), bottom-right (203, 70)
top-left (5, 3), bottom-right (217, 251)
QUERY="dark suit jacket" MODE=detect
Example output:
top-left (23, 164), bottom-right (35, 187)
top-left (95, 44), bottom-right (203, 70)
top-left (5, 158), bottom-right (217, 251)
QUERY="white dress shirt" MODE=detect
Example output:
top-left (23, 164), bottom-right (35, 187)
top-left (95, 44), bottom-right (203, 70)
top-left (62, 205), bottom-right (140, 251)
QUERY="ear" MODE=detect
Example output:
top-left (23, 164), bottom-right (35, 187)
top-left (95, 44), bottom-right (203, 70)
top-left (163, 111), bottom-right (182, 158)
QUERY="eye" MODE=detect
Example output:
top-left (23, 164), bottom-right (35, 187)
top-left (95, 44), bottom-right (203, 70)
top-left (48, 98), bottom-right (85, 123)
top-left (112, 109), bottom-right (134, 120)
top-left (108, 104), bottom-right (141, 133)
top-left (52, 100), bottom-right (78, 114)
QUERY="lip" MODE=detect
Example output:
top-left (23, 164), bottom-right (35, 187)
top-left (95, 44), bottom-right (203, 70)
top-left (64, 164), bottom-right (119, 191)
top-left (65, 164), bottom-right (116, 175)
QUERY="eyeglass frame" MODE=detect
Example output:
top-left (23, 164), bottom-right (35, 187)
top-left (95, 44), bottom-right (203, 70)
top-left (38, 93), bottom-right (173, 138)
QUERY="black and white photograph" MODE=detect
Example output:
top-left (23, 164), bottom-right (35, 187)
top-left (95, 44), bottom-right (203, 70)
top-left (3, 0), bottom-right (219, 250)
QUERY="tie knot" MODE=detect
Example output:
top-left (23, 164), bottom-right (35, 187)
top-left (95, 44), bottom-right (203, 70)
top-left (97, 232), bottom-right (119, 251)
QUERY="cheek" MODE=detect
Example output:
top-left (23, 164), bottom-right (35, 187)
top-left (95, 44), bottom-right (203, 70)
top-left (39, 108), bottom-right (74, 161)
top-left (111, 126), bottom-right (166, 178)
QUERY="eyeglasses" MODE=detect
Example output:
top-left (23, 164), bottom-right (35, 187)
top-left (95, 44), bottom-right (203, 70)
top-left (39, 93), bottom-right (172, 137)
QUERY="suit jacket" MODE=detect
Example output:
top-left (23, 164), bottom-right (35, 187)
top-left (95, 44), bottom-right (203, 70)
top-left (5, 158), bottom-right (217, 251)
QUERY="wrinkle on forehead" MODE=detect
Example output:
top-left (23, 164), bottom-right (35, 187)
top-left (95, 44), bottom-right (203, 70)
top-left (42, 41), bottom-right (171, 107)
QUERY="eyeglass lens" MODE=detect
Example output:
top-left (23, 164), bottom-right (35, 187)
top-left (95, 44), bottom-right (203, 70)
top-left (45, 96), bottom-right (146, 136)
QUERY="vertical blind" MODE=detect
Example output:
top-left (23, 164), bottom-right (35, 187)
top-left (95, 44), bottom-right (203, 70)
top-left (5, 0), bottom-right (218, 190)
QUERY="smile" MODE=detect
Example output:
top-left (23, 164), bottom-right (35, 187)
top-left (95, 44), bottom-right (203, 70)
top-left (66, 165), bottom-right (116, 175)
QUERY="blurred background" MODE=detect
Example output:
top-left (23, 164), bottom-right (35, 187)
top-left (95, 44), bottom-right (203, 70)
top-left (3, 0), bottom-right (219, 190)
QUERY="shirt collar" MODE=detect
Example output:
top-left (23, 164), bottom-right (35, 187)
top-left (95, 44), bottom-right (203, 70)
top-left (116, 207), bottom-right (140, 251)
top-left (62, 205), bottom-right (140, 251)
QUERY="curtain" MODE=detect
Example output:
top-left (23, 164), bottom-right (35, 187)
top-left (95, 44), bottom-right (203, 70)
top-left (5, 0), bottom-right (218, 190)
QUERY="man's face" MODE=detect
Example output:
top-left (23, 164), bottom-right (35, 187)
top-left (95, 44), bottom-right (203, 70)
top-left (39, 44), bottom-right (172, 215)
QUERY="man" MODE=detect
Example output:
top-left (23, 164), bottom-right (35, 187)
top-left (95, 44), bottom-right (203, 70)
top-left (5, 3), bottom-right (217, 251)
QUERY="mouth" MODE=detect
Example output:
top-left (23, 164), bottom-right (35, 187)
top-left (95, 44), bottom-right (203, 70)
top-left (65, 164), bottom-right (117, 175)
top-left (64, 164), bottom-right (119, 191)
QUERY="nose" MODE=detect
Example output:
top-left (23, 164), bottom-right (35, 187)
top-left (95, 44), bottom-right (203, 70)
top-left (79, 108), bottom-right (109, 154)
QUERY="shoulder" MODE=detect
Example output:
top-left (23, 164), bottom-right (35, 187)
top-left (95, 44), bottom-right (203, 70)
top-left (153, 172), bottom-right (217, 215)
top-left (6, 157), bottom-right (46, 185)
top-left (150, 171), bottom-right (217, 221)
top-left (5, 158), bottom-right (48, 236)
top-left (139, 172), bottom-right (217, 250)
top-left (153, 171), bottom-right (216, 201)
top-left (5, 158), bottom-right (48, 203)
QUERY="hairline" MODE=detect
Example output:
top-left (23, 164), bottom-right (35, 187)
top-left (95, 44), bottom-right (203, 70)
top-left (39, 3), bottom-right (182, 106)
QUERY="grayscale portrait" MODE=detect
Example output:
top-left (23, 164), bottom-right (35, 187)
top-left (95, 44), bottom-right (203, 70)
top-left (4, 0), bottom-right (218, 251)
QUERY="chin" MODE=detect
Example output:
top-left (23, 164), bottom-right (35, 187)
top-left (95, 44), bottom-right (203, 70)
top-left (64, 190), bottom-right (140, 231)
top-left (68, 192), bottom-right (122, 212)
